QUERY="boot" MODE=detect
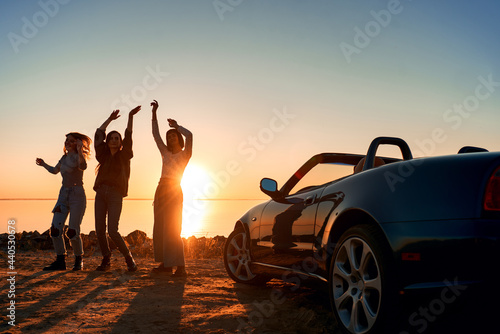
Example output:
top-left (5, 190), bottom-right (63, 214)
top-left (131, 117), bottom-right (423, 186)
top-left (72, 255), bottom-right (83, 271)
top-left (43, 255), bottom-right (66, 271)
top-left (125, 255), bottom-right (137, 272)
top-left (96, 255), bottom-right (111, 271)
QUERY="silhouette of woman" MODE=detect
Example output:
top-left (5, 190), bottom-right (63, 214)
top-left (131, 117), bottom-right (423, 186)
top-left (150, 99), bottom-right (192, 276)
top-left (93, 106), bottom-right (140, 272)
top-left (36, 132), bottom-right (91, 271)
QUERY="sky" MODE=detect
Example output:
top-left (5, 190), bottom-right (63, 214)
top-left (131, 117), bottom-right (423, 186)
top-left (1, 0), bottom-right (500, 201)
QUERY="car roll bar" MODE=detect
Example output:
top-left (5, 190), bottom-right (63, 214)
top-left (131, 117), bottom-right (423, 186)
top-left (363, 136), bottom-right (413, 172)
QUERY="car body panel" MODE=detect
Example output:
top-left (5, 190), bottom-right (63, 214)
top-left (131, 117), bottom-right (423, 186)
top-left (255, 186), bottom-right (327, 269)
top-left (382, 218), bottom-right (500, 289)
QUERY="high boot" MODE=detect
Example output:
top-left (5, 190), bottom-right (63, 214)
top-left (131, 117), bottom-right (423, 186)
top-left (72, 255), bottom-right (83, 271)
top-left (125, 255), bottom-right (137, 272)
top-left (96, 255), bottom-right (111, 271)
top-left (43, 254), bottom-right (66, 271)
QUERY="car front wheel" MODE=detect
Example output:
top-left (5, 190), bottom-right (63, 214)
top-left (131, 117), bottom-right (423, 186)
top-left (224, 228), bottom-right (263, 284)
top-left (329, 225), bottom-right (394, 334)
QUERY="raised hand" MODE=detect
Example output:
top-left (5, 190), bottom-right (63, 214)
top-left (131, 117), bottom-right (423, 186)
top-left (109, 110), bottom-right (121, 121)
top-left (168, 118), bottom-right (178, 129)
top-left (99, 110), bottom-right (120, 131)
top-left (130, 105), bottom-right (141, 116)
top-left (150, 100), bottom-right (159, 112)
top-left (36, 158), bottom-right (45, 166)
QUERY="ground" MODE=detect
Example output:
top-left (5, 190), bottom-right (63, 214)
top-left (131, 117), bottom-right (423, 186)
top-left (1, 251), bottom-right (337, 334)
top-left (1, 252), bottom-right (493, 334)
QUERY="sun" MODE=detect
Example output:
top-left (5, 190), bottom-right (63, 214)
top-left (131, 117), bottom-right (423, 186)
top-left (181, 163), bottom-right (212, 201)
top-left (180, 163), bottom-right (212, 237)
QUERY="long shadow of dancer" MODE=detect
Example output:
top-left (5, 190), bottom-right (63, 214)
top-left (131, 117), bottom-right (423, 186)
top-left (110, 274), bottom-right (186, 333)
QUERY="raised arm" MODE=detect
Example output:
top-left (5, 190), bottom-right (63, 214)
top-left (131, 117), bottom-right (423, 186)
top-left (99, 110), bottom-right (120, 131)
top-left (117, 106), bottom-right (141, 160)
top-left (126, 106), bottom-right (141, 133)
top-left (176, 123), bottom-right (193, 159)
top-left (167, 118), bottom-right (192, 159)
top-left (95, 110), bottom-right (121, 160)
top-left (151, 100), bottom-right (167, 152)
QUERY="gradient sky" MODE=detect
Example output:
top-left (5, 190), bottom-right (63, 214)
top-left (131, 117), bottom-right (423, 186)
top-left (1, 0), bottom-right (499, 200)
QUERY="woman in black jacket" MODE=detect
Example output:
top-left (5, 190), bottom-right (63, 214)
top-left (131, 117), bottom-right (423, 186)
top-left (93, 106), bottom-right (140, 272)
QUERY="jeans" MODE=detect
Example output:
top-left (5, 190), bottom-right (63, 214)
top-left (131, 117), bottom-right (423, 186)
top-left (94, 185), bottom-right (131, 258)
top-left (51, 185), bottom-right (86, 256)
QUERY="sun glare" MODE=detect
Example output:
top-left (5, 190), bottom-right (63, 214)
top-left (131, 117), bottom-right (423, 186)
top-left (181, 163), bottom-right (212, 200)
top-left (181, 163), bottom-right (211, 237)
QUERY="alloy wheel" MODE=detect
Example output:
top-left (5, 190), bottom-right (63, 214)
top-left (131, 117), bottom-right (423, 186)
top-left (225, 230), bottom-right (256, 282)
top-left (332, 236), bottom-right (382, 334)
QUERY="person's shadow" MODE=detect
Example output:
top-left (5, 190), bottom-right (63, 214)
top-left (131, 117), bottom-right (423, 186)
top-left (110, 273), bottom-right (185, 333)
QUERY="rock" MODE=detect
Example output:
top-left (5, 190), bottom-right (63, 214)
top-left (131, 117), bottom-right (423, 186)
top-left (125, 230), bottom-right (148, 246)
top-left (5, 229), bottom-right (225, 258)
top-left (125, 230), bottom-right (152, 257)
top-left (81, 230), bottom-right (99, 255)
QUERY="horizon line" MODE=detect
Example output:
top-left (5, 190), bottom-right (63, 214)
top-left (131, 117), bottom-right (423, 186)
top-left (0, 198), bottom-right (267, 201)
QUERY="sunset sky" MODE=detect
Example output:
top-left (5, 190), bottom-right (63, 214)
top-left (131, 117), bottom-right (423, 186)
top-left (1, 0), bottom-right (500, 201)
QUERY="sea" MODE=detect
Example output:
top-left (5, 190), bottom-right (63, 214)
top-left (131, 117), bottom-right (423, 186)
top-left (0, 199), bottom-right (265, 238)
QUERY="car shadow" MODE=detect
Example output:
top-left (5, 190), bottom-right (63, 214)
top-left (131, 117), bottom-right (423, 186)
top-left (233, 275), bottom-right (339, 333)
top-left (231, 272), bottom-right (495, 334)
top-left (391, 283), bottom-right (497, 334)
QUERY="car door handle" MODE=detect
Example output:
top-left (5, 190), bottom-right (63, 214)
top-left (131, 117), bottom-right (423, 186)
top-left (304, 196), bottom-right (316, 206)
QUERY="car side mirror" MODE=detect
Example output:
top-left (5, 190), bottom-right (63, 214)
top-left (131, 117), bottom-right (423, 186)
top-left (260, 178), bottom-right (280, 198)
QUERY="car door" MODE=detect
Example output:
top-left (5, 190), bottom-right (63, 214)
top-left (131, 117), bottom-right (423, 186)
top-left (255, 185), bottom-right (326, 268)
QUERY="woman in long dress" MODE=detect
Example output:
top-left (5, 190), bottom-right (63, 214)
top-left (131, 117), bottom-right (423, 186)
top-left (151, 99), bottom-right (192, 276)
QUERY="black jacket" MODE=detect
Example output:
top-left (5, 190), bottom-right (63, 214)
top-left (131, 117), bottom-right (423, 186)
top-left (93, 128), bottom-right (133, 197)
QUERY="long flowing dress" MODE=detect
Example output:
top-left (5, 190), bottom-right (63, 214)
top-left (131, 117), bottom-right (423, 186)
top-left (152, 119), bottom-right (193, 267)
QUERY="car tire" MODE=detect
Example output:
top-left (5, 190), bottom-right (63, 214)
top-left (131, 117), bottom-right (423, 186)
top-left (329, 225), bottom-right (395, 334)
top-left (224, 228), bottom-right (264, 284)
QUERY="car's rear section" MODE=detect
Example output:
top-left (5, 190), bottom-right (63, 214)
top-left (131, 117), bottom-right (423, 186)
top-left (483, 164), bottom-right (500, 213)
top-left (380, 152), bottom-right (500, 293)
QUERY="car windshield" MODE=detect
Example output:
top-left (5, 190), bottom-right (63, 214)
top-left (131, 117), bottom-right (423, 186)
top-left (289, 162), bottom-right (354, 195)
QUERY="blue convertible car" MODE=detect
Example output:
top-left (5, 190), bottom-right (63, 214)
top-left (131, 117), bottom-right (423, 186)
top-left (223, 137), bottom-right (500, 334)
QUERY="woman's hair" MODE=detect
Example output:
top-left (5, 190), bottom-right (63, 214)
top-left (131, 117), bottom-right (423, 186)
top-left (95, 130), bottom-right (123, 175)
top-left (166, 129), bottom-right (184, 152)
top-left (65, 132), bottom-right (92, 160)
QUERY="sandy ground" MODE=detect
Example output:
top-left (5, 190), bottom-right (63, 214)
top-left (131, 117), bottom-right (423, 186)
top-left (1, 251), bottom-right (495, 334)
top-left (1, 251), bottom-right (337, 334)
